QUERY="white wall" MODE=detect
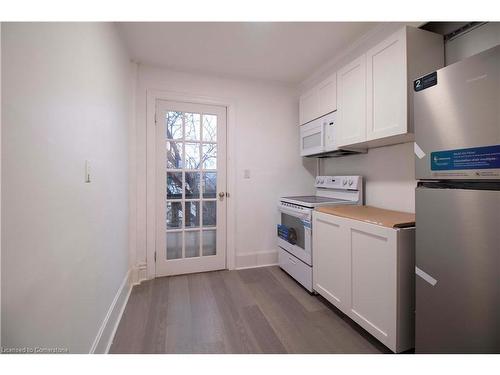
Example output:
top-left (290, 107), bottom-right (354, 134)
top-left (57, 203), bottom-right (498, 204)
top-left (1, 23), bottom-right (131, 353)
top-left (322, 143), bottom-right (416, 213)
top-left (134, 65), bottom-right (316, 273)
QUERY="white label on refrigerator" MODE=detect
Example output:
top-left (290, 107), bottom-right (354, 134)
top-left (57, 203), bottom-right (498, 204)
top-left (415, 266), bottom-right (437, 286)
top-left (414, 143), bottom-right (426, 159)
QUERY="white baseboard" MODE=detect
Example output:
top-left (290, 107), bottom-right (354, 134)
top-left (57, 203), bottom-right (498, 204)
top-left (235, 250), bottom-right (279, 270)
top-left (130, 263), bottom-right (148, 285)
top-left (89, 269), bottom-right (132, 354)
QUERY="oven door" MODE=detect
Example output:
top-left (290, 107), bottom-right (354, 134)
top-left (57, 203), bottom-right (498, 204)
top-left (277, 205), bottom-right (312, 265)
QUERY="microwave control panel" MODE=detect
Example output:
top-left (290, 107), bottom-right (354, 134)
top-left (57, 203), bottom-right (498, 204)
top-left (323, 111), bottom-right (337, 150)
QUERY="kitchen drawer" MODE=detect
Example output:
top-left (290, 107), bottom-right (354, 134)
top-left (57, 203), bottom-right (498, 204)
top-left (278, 248), bottom-right (313, 292)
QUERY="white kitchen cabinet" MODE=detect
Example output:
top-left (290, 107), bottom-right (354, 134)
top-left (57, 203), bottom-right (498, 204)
top-left (298, 26), bottom-right (443, 155)
top-left (365, 26), bottom-right (444, 145)
top-left (317, 73), bottom-right (337, 117)
top-left (313, 212), bottom-right (350, 311)
top-left (366, 29), bottom-right (407, 141)
top-left (299, 87), bottom-right (320, 125)
top-left (299, 72), bottom-right (337, 125)
top-left (337, 54), bottom-right (367, 146)
top-left (313, 208), bottom-right (415, 353)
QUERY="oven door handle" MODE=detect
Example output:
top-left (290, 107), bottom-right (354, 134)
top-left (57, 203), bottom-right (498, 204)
top-left (278, 206), bottom-right (311, 221)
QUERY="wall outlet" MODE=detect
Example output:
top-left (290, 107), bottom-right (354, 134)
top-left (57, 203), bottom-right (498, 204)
top-left (243, 169), bottom-right (251, 179)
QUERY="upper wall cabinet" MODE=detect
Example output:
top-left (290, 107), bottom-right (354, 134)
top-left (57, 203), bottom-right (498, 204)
top-left (299, 72), bottom-right (337, 125)
top-left (318, 73), bottom-right (337, 117)
top-left (366, 29), bottom-right (407, 141)
top-left (336, 26), bottom-right (443, 149)
top-left (337, 54), bottom-right (367, 146)
top-left (299, 88), bottom-right (320, 125)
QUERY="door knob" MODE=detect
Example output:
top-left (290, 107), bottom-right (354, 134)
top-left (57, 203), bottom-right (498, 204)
top-left (218, 192), bottom-right (225, 200)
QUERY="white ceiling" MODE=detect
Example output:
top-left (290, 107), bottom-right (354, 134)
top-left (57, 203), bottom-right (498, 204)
top-left (117, 22), bottom-right (381, 84)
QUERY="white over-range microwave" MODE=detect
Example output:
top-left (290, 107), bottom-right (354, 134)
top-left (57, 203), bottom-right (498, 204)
top-left (299, 111), bottom-right (363, 157)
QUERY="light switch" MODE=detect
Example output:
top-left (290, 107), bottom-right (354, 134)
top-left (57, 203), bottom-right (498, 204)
top-left (243, 169), bottom-right (251, 179)
top-left (85, 160), bottom-right (91, 183)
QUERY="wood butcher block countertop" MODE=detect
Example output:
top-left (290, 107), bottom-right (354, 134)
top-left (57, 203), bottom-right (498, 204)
top-left (315, 205), bottom-right (415, 229)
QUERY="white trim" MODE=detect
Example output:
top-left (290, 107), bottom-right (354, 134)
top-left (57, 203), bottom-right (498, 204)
top-left (146, 89), bottom-right (237, 280)
top-left (235, 263), bottom-right (280, 271)
top-left (130, 263), bottom-right (148, 286)
top-left (235, 250), bottom-right (279, 270)
top-left (89, 269), bottom-right (133, 354)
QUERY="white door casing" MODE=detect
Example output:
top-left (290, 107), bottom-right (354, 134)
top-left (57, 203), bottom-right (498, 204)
top-left (155, 100), bottom-right (227, 277)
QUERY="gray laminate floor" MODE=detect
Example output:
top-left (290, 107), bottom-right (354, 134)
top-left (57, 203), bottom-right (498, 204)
top-left (109, 266), bottom-right (390, 354)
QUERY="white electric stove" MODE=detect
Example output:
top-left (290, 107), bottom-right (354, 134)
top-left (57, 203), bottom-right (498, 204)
top-left (277, 175), bottom-right (363, 292)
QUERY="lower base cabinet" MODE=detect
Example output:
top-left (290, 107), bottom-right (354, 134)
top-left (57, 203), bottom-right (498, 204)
top-left (313, 210), bottom-right (415, 353)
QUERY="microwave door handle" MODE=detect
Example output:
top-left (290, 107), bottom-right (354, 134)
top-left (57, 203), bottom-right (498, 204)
top-left (321, 120), bottom-right (326, 149)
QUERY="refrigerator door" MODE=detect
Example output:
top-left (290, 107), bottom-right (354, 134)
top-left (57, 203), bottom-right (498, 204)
top-left (414, 45), bottom-right (500, 180)
top-left (415, 186), bottom-right (500, 353)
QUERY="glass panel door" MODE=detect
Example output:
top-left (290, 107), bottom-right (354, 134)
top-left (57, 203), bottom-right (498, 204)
top-left (155, 100), bottom-right (227, 277)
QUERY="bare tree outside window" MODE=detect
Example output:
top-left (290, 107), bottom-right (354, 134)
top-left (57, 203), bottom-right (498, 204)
top-left (166, 111), bottom-right (217, 235)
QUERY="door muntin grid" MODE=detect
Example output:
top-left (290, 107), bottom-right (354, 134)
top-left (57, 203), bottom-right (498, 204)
top-left (165, 111), bottom-right (218, 260)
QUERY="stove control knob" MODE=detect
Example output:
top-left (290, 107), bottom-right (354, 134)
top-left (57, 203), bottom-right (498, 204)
top-left (343, 179), bottom-right (347, 186)
top-left (349, 179), bottom-right (354, 186)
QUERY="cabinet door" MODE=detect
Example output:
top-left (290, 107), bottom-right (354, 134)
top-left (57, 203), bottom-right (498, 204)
top-left (299, 88), bottom-right (320, 125)
top-left (318, 73), bottom-right (337, 115)
top-left (337, 54), bottom-right (367, 146)
top-left (312, 212), bottom-right (350, 312)
top-left (347, 220), bottom-right (398, 349)
top-left (366, 29), bottom-right (407, 141)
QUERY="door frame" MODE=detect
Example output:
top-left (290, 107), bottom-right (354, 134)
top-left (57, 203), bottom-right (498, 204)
top-left (146, 89), bottom-right (237, 279)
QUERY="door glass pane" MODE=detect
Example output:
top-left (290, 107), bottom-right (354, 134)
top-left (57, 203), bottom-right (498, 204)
top-left (185, 172), bottom-right (200, 199)
top-left (203, 201), bottom-right (217, 227)
top-left (166, 111), bottom-right (183, 140)
top-left (167, 202), bottom-right (183, 229)
top-left (166, 232), bottom-right (182, 259)
top-left (185, 143), bottom-right (200, 169)
top-left (185, 113), bottom-right (201, 141)
top-left (202, 144), bottom-right (217, 170)
top-left (167, 141), bottom-right (183, 169)
top-left (167, 172), bottom-right (183, 200)
top-left (202, 114), bottom-right (217, 142)
top-left (280, 213), bottom-right (305, 249)
top-left (185, 201), bottom-right (200, 228)
top-left (202, 172), bottom-right (217, 198)
top-left (202, 230), bottom-right (216, 256)
top-left (162, 107), bottom-right (222, 264)
top-left (302, 132), bottom-right (321, 149)
top-left (185, 231), bottom-right (200, 258)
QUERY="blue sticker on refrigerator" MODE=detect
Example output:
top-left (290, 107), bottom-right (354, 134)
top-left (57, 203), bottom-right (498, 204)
top-left (431, 145), bottom-right (500, 171)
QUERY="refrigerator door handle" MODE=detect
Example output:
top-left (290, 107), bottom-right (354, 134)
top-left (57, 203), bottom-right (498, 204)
top-left (415, 266), bottom-right (438, 286)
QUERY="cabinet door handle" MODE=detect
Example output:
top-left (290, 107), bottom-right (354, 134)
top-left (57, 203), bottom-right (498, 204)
top-left (288, 257), bottom-right (297, 265)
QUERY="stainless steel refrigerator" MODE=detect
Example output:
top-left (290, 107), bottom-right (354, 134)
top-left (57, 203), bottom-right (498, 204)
top-left (414, 45), bottom-right (500, 353)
